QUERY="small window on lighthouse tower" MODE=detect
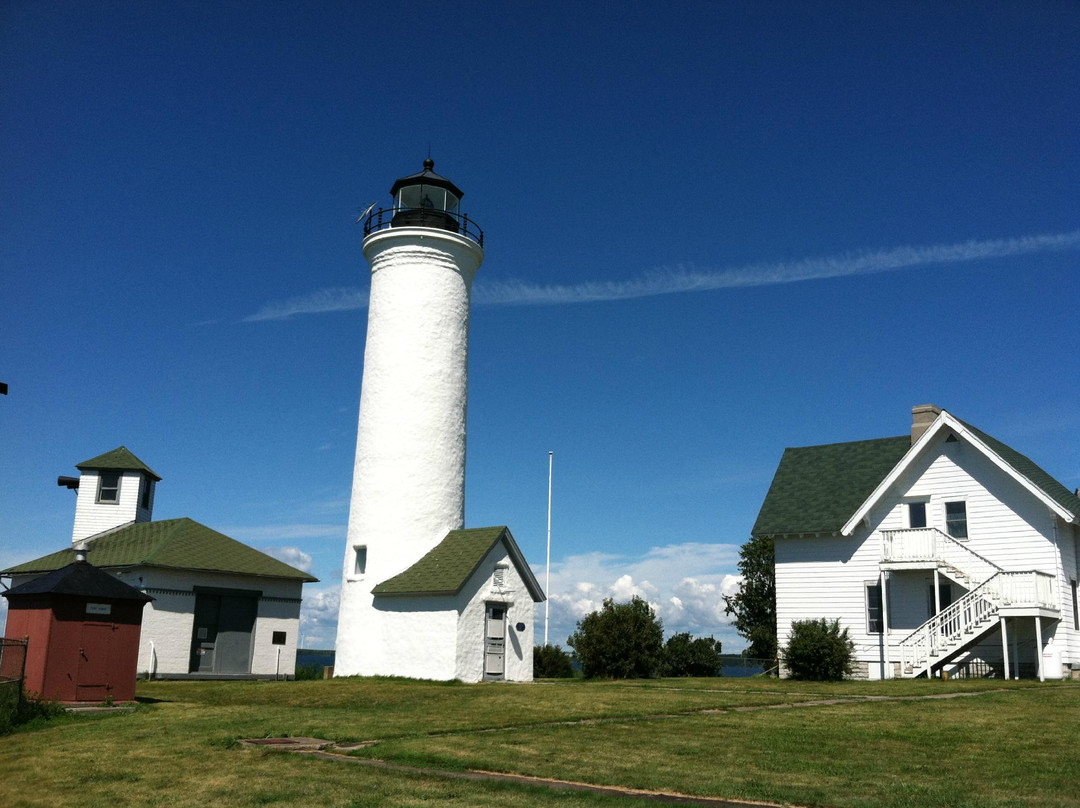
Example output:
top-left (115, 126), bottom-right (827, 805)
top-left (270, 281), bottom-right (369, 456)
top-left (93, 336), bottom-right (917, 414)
top-left (353, 546), bottom-right (367, 576)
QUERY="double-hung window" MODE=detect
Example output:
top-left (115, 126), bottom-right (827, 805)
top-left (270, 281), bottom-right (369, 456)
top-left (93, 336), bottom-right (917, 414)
top-left (97, 471), bottom-right (121, 503)
top-left (866, 582), bottom-right (885, 634)
top-left (945, 501), bottom-right (968, 539)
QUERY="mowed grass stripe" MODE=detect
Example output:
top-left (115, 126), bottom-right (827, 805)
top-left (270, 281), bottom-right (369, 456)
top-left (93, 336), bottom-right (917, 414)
top-left (348, 686), bottom-right (1080, 808)
top-left (0, 677), bottom-right (1074, 808)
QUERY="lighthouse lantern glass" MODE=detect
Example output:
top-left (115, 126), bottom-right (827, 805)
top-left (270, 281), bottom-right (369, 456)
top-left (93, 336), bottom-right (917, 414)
top-left (397, 185), bottom-right (459, 214)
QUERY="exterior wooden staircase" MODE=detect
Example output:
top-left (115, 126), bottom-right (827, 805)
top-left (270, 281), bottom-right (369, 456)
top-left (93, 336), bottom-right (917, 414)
top-left (881, 529), bottom-right (1058, 678)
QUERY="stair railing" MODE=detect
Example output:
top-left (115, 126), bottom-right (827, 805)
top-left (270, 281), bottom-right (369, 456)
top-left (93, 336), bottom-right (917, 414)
top-left (897, 570), bottom-right (1057, 677)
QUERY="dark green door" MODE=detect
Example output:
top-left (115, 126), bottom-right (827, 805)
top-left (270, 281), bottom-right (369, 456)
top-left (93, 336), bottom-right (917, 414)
top-left (189, 593), bottom-right (257, 674)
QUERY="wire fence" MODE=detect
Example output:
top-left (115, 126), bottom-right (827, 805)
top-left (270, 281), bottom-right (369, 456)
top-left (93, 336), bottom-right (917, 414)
top-left (0, 638), bottom-right (28, 731)
top-left (717, 655), bottom-right (776, 678)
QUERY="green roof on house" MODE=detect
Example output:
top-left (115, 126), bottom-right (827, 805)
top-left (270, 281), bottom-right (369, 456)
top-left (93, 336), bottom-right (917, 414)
top-left (752, 436), bottom-right (912, 537)
top-left (753, 410), bottom-right (1080, 538)
top-left (76, 446), bottom-right (161, 481)
top-left (961, 419), bottom-right (1080, 519)
top-left (372, 526), bottom-right (544, 601)
top-left (1, 518), bottom-right (317, 582)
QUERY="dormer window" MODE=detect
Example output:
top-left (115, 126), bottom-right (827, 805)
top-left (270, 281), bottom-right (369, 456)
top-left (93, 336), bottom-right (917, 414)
top-left (97, 471), bottom-right (121, 503)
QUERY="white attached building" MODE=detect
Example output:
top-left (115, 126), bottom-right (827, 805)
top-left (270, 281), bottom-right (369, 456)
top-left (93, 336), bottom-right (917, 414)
top-left (2, 447), bottom-right (317, 679)
top-left (755, 405), bottom-right (1080, 680)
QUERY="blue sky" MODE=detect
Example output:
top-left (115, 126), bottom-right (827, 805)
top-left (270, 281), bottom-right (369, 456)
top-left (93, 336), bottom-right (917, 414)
top-left (2, 1), bottom-right (1078, 650)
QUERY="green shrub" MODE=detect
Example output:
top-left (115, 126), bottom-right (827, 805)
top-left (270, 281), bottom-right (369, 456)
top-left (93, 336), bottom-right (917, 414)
top-left (533, 644), bottom-right (575, 678)
top-left (567, 597), bottom-right (664, 679)
top-left (663, 632), bottom-right (722, 677)
top-left (782, 618), bottom-right (855, 681)
top-left (0, 689), bottom-right (67, 736)
top-left (294, 664), bottom-right (322, 681)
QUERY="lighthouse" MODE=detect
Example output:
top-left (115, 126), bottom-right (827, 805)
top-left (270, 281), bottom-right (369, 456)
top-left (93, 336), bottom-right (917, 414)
top-left (334, 160), bottom-right (543, 681)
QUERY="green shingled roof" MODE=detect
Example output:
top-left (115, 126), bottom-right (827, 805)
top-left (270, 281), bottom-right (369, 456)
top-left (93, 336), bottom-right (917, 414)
top-left (372, 526), bottom-right (544, 601)
top-left (752, 436), bottom-right (912, 537)
top-left (76, 446), bottom-right (161, 481)
top-left (961, 420), bottom-right (1080, 519)
top-left (1, 518), bottom-right (317, 581)
top-left (753, 413), bottom-right (1080, 538)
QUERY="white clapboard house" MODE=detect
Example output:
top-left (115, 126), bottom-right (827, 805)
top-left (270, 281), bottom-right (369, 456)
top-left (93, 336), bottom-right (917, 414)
top-left (753, 405), bottom-right (1080, 680)
top-left (2, 447), bottom-right (317, 679)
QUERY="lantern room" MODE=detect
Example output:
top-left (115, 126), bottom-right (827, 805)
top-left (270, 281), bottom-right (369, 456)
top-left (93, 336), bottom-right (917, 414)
top-left (362, 158), bottom-right (484, 247)
top-left (389, 159), bottom-right (464, 232)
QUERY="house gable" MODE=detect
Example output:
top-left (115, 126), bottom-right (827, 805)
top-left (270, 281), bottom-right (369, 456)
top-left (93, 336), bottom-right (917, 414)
top-left (842, 411), bottom-right (1080, 535)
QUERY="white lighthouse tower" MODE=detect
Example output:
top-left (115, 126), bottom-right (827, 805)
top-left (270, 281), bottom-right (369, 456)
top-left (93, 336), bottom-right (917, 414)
top-left (335, 161), bottom-right (542, 681)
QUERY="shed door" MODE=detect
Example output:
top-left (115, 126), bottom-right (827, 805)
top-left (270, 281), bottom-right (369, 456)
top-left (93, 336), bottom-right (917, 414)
top-left (189, 593), bottom-right (257, 674)
top-left (76, 622), bottom-right (113, 701)
top-left (484, 604), bottom-right (506, 680)
top-left (216, 595), bottom-right (257, 673)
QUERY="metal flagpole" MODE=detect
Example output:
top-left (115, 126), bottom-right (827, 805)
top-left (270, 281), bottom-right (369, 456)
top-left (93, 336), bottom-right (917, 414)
top-left (545, 451), bottom-right (553, 646)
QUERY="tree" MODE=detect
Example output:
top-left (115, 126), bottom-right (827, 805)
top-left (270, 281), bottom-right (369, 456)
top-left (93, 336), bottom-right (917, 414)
top-left (782, 618), bottom-right (855, 680)
top-left (723, 535), bottom-right (776, 661)
top-left (662, 632), bottom-right (722, 677)
top-left (567, 596), bottom-right (664, 679)
top-left (533, 644), bottom-right (575, 678)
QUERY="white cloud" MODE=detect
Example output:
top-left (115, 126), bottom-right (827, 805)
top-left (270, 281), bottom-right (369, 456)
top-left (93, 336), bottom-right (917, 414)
top-left (244, 286), bottom-right (369, 322)
top-left (292, 541), bottom-right (747, 653)
top-left (537, 541), bottom-right (745, 650)
top-left (243, 230), bottom-right (1080, 320)
top-left (299, 585), bottom-right (340, 649)
top-left (265, 546), bottom-right (313, 573)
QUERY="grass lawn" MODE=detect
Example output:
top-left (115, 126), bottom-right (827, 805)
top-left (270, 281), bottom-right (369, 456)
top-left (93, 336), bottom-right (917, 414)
top-left (1, 676), bottom-right (1076, 808)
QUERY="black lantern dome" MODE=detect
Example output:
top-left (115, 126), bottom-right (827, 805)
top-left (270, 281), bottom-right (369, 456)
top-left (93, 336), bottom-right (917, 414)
top-left (389, 158), bottom-right (464, 233)
top-left (363, 159), bottom-right (484, 246)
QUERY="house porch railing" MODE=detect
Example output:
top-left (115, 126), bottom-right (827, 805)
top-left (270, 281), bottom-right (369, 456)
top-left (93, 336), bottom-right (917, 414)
top-left (881, 527), bottom-right (1001, 586)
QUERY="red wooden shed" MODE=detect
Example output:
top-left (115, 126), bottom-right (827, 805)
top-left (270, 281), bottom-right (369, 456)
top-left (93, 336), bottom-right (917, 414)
top-left (2, 556), bottom-right (152, 703)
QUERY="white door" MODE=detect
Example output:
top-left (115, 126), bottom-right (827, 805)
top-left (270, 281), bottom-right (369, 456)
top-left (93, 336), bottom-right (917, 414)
top-left (484, 604), bottom-right (506, 679)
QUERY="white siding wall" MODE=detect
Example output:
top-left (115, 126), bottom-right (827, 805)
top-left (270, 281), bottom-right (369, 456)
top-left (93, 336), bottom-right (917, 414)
top-left (777, 432), bottom-right (1075, 679)
top-left (1058, 520), bottom-right (1080, 672)
top-left (72, 470), bottom-right (147, 543)
top-left (120, 568), bottom-right (303, 678)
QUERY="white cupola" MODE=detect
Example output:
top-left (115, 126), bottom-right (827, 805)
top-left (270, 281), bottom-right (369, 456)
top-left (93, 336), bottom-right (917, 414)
top-left (62, 446), bottom-right (161, 544)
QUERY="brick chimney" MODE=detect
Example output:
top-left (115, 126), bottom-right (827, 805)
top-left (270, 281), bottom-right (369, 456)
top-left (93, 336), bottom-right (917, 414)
top-left (911, 404), bottom-right (942, 444)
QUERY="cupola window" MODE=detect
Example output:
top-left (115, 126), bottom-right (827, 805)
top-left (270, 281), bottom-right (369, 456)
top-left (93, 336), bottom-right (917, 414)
top-left (97, 471), bottom-right (121, 503)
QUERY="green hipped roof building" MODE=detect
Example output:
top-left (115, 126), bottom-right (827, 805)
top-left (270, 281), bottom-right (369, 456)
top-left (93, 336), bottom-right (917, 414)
top-left (1, 517), bottom-right (317, 582)
top-left (3, 446), bottom-right (318, 680)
